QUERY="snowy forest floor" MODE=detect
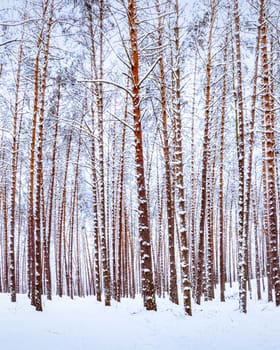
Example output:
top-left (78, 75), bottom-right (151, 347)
top-left (0, 283), bottom-right (279, 350)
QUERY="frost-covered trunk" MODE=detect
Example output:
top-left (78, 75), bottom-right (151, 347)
top-left (196, 0), bottom-right (215, 306)
top-left (128, 0), bottom-right (156, 311)
top-left (206, 153), bottom-right (215, 301)
top-left (87, 6), bottom-right (101, 303)
top-left (56, 132), bottom-right (72, 298)
top-left (243, 0), bottom-right (262, 300)
top-left (45, 84), bottom-right (60, 301)
top-left (219, 32), bottom-right (228, 302)
top-left (3, 184), bottom-right (9, 293)
top-left (74, 182), bottom-right (82, 298)
top-left (190, 53), bottom-right (197, 291)
top-left (252, 195), bottom-right (262, 300)
top-left (68, 126), bottom-right (82, 299)
top-left (26, 0), bottom-right (53, 311)
top-left (34, 108), bottom-right (44, 311)
top-left (87, 1), bottom-right (111, 304)
top-left (155, 171), bottom-right (165, 298)
top-left (9, 37), bottom-right (24, 302)
top-left (259, 0), bottom-right (280, 306)
top-left (155, 0), bottom-right (178, 305)
top-left (234, 0), bottom-right (247, 313)
top-left (171, 0), bottom-right (191, 315)
top-left (109, 123), bottom-right (117, 301)
top-left (117, 98), bottom-right (128, 302)
top-left (97, 0), bottom-right (111, 307)
top-left (90, 127), bottom-right (101, 302)
top-left (28, 49), bottom-right (39, 307)
top-left (87, 0), bottom-right (111, 306)
top-left (34, 3), bottom-right (53, 311)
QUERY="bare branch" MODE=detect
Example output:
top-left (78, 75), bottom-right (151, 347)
top-left (139, 57), bottom-right (161, 87)
top-left (78, 79), bottom-right (133, 98)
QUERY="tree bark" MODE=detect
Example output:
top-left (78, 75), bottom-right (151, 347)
top-left (234, 0), bottom-right (247, 313)
top-left (127, 0), bottom-right (157, 311)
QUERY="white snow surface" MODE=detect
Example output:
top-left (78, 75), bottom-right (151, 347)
top-left (0, 287), bottom-right (279, 350)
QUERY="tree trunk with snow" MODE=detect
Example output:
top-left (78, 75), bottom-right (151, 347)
top-left (127, 0), bottom-right (157, 311)
top-left (9, 34), bottom-right (24, 303)
top-left (219, 30), bottom-right (228, 302)
top-left (259, 0), bottom-right (280, 306)
top-left (171, 0), bottom-right (192, 315)
top-left (155, 0), bottom-right (178, 305)
top-left (234, 0), bottom-right (247, 313)
top-left (196, 0), bottom-right (215, 306)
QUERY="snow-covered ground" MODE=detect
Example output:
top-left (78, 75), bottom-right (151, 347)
top-left (0, 286), bottom-right (279, 350)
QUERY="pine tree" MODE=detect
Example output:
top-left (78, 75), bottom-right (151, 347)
top-left (127, 0), bottom-right (157, 311)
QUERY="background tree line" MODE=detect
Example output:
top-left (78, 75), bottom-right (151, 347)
top-left (0, 0), bottom-right (279, 314)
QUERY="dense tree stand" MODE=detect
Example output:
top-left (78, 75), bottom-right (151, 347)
top-left (0, 0), bottom-right (279, 314)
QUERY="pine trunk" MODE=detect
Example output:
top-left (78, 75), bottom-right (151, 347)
top-left (128, 0), bottom-right (157, 311)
